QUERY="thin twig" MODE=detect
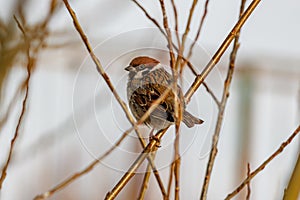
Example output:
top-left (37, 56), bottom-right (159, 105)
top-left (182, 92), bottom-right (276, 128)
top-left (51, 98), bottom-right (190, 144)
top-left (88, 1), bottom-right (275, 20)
top-left (202, 82), bottom-right (220, 107)
top-left (34, 129), bottom-right (131, 200)
top-left (158, 0), bottom-right (175, 68)
top-left (0, 16), bottom-right (32, 189)
top-left (173, 125), bottom-right (181, 200)
top-left (225, 125), bottom-right (300, 199)
top-left (131, 0), bottom-right (165, 36)
top-left (167, 162), bottom-right (175, 199)
top-left (158, 1), bottom-right (183, 199)
top-left (177, 0), bottom-right (199, 73)
top-left (246, 163), bottom-right (251, 200)
top-left (200, 0), bottom-right (246, 198)
top-left (169, 0), bottom-right (180, 47)
top-left (184, 0), bottom-right (210, 67)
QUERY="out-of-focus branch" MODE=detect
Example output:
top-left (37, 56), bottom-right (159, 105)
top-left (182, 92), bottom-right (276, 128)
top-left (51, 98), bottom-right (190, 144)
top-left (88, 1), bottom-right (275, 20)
top-left (0, 0), bottom-right (59, 188)
top-left (226, 125), bottom-right (300, 199)
top-left (0, 16), bottom-right (32, 189)
top-left (34, 129), bottom-right (131, 200)
top-left (283, 151), bottom-right (300, 200)
top-left (200, 0), bottom-right (246, 198)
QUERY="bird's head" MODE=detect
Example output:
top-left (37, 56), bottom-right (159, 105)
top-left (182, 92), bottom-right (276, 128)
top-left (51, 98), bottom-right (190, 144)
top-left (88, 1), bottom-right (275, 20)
top-left (125, 56), bottom-right (160, 78)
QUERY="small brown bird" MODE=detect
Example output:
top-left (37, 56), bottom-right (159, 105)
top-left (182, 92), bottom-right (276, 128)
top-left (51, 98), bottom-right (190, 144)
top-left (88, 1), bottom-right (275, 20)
top-left (125, 56), bottom-right (203, 130)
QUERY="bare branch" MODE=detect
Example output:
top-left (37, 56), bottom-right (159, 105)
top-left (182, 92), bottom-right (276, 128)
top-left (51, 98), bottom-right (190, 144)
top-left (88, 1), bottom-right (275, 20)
top-left (185, 0), bottom-right (210, 65)
top-left (158, 0), bottom-right (175, 68)
top-left (226, 125), bottom-right (300, 199)
top-left (138, 152), bottom-right (157, 200)
top-left (246, 163), bottom-right (251, 200)
top-left (34, 129), bottom-right (131, 200)
top-left (169, 0), bottom-right (180, 47)
top-left (0, 16), bottom-right (32, 189)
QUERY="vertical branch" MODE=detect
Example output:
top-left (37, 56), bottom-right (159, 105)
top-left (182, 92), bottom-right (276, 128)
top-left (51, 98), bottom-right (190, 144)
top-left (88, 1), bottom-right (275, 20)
top-left (176, 0), bottom-right (198, 73)
top-left (169, 0), bottom-right (180, 47)
top-left (137, 151), bottom-right (157, 200)
top-left (184, 0), bottom-right (210, 67)
top-left (200, 0), bottom-right (246, 199)
top-left (246, 163), bottom-right (251, 200)
top-left (173, 124), bottom-right (181, 200)
top-left (167, 162), bottom-right (175, 199)
top-left (157, 2), bottom-right (181, 198)
top-left (158, 0), bottom-right (175, 67)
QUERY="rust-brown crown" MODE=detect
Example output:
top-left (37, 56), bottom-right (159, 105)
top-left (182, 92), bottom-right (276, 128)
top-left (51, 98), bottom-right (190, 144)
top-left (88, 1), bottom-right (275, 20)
top-left (129, 56), bottom-right (159, 67)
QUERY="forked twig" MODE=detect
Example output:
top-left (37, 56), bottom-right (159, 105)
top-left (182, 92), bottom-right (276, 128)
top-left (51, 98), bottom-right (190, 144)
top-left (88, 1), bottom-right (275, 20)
top-left (105, 128), bottom-right (169, 200)
top-left (200, 0), bottom-right (246, 198)
top-left (225, 125), bottom-right (300, 199)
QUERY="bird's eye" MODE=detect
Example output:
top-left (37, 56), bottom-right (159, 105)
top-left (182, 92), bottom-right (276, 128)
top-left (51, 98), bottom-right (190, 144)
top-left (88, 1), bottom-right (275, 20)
top-left (138, 65), bottom-right (145, 70)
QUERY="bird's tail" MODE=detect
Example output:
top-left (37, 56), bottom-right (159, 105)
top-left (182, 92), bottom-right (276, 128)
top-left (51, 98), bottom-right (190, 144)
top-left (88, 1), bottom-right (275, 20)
top-left (182, 111), bottom-right (204, 128)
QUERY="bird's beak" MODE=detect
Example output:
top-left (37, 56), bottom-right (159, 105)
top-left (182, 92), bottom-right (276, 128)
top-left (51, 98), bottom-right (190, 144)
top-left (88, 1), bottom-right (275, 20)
top-left (125, 65), bottom-right (133, 71)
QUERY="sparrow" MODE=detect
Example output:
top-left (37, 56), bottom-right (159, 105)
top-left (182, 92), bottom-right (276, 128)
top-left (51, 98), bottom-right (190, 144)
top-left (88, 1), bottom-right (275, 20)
top-left (125, 56), bottom-right (204, 130)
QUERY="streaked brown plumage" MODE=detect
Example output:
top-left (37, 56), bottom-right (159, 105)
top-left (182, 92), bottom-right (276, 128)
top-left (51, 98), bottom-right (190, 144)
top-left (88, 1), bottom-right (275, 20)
top-left (125, 56), bottom-right (203, 130)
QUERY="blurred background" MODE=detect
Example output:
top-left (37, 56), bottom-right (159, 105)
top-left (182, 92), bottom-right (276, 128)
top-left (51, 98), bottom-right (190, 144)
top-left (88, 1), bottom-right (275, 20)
top-left (0, 0), bottom-right (299, 199)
